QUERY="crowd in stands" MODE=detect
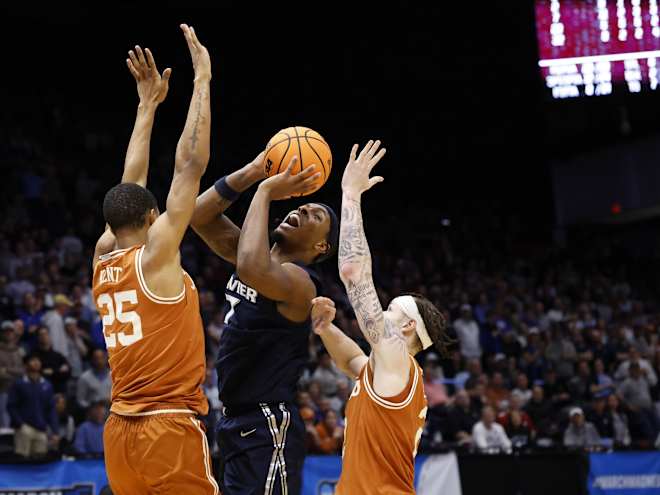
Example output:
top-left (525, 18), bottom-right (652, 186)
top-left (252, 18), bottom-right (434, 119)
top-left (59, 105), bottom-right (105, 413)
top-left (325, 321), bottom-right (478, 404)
top-left (2, 125), bottom-right (660, 461)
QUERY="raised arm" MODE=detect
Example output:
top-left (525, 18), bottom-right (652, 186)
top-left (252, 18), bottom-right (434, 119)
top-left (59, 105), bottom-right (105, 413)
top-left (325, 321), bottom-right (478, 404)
top-left (338, 141), bottom-right (409, 380)
top-left (235, 157), bottom-right (320, 316)
top-left (93, 46), bottom-right (172, 266)
top-left (142, 25), bottom-right (211, 284)
top-left (122, 47), bottom-right (171, 185)
top-left (312, 297), bottom-right (367, 378)
top-left (190, 151), bottom-right (266, 264)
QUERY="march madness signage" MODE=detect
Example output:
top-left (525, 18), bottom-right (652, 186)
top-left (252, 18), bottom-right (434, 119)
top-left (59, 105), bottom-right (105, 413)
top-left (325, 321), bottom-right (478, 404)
top-left (0, 460), bottom-right (108, 495)
top-left (589, 452), bottom-right (660, 495)
top-left (0, 484), bottom-right (95, 495)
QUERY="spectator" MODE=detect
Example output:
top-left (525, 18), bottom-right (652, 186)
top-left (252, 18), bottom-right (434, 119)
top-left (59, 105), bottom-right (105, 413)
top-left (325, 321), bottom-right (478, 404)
top-left (447, 389), bottom-right (479, 446)
top-left (606, 394), bottom-right (631, 448)
top-left (614, 347), bottom-right (658, 387)
top-left (7, 354), bottom-right (58, 457)
top-left (587, 396), bottom-right (615, 450)
top-left (618, 362), bottom-right (660, 445)
top-left (203, 364), bottom-right (221, 417)
top-left (472, 405), bottom-right (512, 453)
top-left (506, 410), bottom-right (533, 450)
top-left (567, 360), bottom-right (593, 404)
top-left (63, 317), bottom-right (88, 381)
top-left (301, 406), bottom-right (319, 453)
top-left (423, 352), bottom-right (449, 407)
top-left (511, 373), bottom-right (532, 405)
top-left (0, 320), bottom-right (24, 428)
top-left (73, 401), bottom-right (107, 455)
top-left (41, 293), bottom-right (73, 357)
top-left (296, 390), bottom-right (320, 419)
top-left (33, 327), bottom-right (70, 394)
top-left (454, 358), bottom-right (482, 391)
top-left (53, 393), bottom-right (75, 453)
top-left (485, 372), bottom-right (510, 409)
top-left (6, 267), bottom-right (35, 307)
top-left (497, 394), bottom-right (534, 432)
top-left (312, 351), bottom-right (346, 397)
top-left (545, 325), bottom-right (577, 379)
top-left (543, 368), bottom-right (571, 411)
top-left (76, 349), bottom-right (111, 411)
top-left (313, 409), bottom-right (344, 454)
top-left (16, 292), bottom-right (43, 350)
top-left (525, 386), bottom-right (556, 440)
top-left (563, 407), bottom-right (601, 449)
top-left (328, 380), bottom-right (351, 415)
top-left (590, 358), bottom-right (616, 399)
top-left (454, 304), bottom-right (482, 360)
top-left (201, 363), bottom-right (221, 454)
top-left (205, 310), bottom-right (224, 359)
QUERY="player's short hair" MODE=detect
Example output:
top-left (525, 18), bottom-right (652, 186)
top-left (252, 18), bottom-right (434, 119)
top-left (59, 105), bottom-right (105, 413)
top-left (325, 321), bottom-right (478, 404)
top-left (403, 292), bottom-right (452, 356)
top-left (103, 183), bottom-right (158, 232)
top-left (313, 203), bottom-right (339, 264)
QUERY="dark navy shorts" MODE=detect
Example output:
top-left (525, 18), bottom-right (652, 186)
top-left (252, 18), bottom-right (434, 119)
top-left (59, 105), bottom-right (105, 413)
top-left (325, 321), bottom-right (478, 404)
top-left (216, 402), bottom-right (305, 495)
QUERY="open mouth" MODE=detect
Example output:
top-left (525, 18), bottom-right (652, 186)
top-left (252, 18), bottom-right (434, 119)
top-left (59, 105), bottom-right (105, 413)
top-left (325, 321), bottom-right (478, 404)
top-left (285, 213), bottom-right (300, 228)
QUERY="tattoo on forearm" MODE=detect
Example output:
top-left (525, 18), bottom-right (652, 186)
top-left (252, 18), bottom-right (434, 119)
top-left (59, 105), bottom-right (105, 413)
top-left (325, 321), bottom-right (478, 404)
top-left (190, 88), bottom-right (205, 149)
top-left (340, 198), bottom-right (406, 350)
top-left (339, 200), bottom-right (369, 265)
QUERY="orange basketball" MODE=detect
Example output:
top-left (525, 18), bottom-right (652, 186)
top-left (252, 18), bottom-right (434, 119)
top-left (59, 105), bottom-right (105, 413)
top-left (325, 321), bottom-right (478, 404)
top-left (263, 126), bottom-right (332, 196)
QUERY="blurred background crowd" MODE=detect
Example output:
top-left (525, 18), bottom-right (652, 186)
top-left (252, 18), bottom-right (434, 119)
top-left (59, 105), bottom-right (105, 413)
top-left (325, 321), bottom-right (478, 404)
top-left (2, 118), bottom-right (660, 461)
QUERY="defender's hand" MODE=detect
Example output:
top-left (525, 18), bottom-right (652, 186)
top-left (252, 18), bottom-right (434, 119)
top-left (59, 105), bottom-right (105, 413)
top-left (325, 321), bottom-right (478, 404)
top-left (127, 46), bottom-right (172, 105)
top-left (311, 297), bottom-right (336, 335)
top-left (258, 157), bottom-right (320, 200)
top-left (181, 24), bottom-right (211, 81)
top-left (341, 140), bottom-right (387, 199)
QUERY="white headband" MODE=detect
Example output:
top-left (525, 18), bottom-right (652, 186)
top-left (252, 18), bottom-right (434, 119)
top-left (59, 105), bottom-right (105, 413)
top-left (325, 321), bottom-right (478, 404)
top-left (392, 295), bottom-right (433, 351)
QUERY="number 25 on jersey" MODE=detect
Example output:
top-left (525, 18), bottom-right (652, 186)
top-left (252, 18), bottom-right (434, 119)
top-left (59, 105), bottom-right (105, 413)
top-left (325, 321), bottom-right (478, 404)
top-left (97, 290), bottom-right (143, 349)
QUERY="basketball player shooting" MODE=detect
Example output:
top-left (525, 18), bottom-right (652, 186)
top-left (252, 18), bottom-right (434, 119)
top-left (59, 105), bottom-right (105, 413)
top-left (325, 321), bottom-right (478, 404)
top-left (311, 140), bottom-right (450, 494)
top-left (92, 25), bottom-right (219, 494)
top-left (191, 158), bottom-right (339, 495)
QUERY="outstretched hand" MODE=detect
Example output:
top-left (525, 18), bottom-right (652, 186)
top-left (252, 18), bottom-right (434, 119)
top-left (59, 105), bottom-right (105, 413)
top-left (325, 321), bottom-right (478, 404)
top-left (180, 24), bottom-right (211, 81)
top-left (127, 46), bottom-right (172, 105)
top-left (341, 140), bottom-right (387, 199)
top-left (258, 156), bottom-right (321, 200)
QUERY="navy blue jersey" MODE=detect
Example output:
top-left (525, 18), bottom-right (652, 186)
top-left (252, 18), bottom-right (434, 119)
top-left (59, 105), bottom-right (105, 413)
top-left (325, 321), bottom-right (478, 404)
top-left (216, 263), bottom-right (321, 408)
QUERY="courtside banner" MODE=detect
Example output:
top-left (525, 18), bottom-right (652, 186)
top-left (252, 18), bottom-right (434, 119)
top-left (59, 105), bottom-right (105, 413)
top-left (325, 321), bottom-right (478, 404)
top-left (302, 454), bottom-right (462, 495)
top-left (0, 454), bottom-right (464, 494)
top-left (416, 453), bottom-right (462, 495)
top-left (589, 452), bottom-right (660, 495)
top-left (0, 459), bottom-right (109, 494)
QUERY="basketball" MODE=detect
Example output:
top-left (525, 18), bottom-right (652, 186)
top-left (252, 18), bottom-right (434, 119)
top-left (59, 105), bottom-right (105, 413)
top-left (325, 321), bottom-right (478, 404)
top-left (263, 126), bottom-right (332, 196)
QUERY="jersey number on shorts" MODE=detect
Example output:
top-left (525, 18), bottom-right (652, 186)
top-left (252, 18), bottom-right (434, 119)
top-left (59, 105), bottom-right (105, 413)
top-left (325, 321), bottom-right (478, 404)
top-left (97, 290), bottom-right (143, 349)
top-left (224, 294), bottom-right (240, 324)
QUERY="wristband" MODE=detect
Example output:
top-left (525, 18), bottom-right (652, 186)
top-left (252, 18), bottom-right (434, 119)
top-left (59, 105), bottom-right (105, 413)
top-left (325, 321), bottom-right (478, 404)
top-left (214, 176), bottom-right (241, 202)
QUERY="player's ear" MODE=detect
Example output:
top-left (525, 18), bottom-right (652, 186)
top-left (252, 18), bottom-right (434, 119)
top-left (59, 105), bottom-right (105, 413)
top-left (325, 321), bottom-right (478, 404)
top-left (402, 319), bottom-right (416, 336)
top-left (314, 239), bottom-right (329, 256)
top-left (147, 209), bottom-right (158, 226)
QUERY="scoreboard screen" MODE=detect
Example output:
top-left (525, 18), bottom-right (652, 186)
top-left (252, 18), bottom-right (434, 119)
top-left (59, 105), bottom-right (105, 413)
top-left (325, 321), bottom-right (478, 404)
top-left (536, 0), bottom-right (660, 98)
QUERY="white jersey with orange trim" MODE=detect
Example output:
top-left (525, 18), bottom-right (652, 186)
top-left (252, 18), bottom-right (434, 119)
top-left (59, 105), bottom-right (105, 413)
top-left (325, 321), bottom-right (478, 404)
top-left (336, 355), bottom-right (427, 495)
top-left (92, 245), bottom-right (208, 416)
